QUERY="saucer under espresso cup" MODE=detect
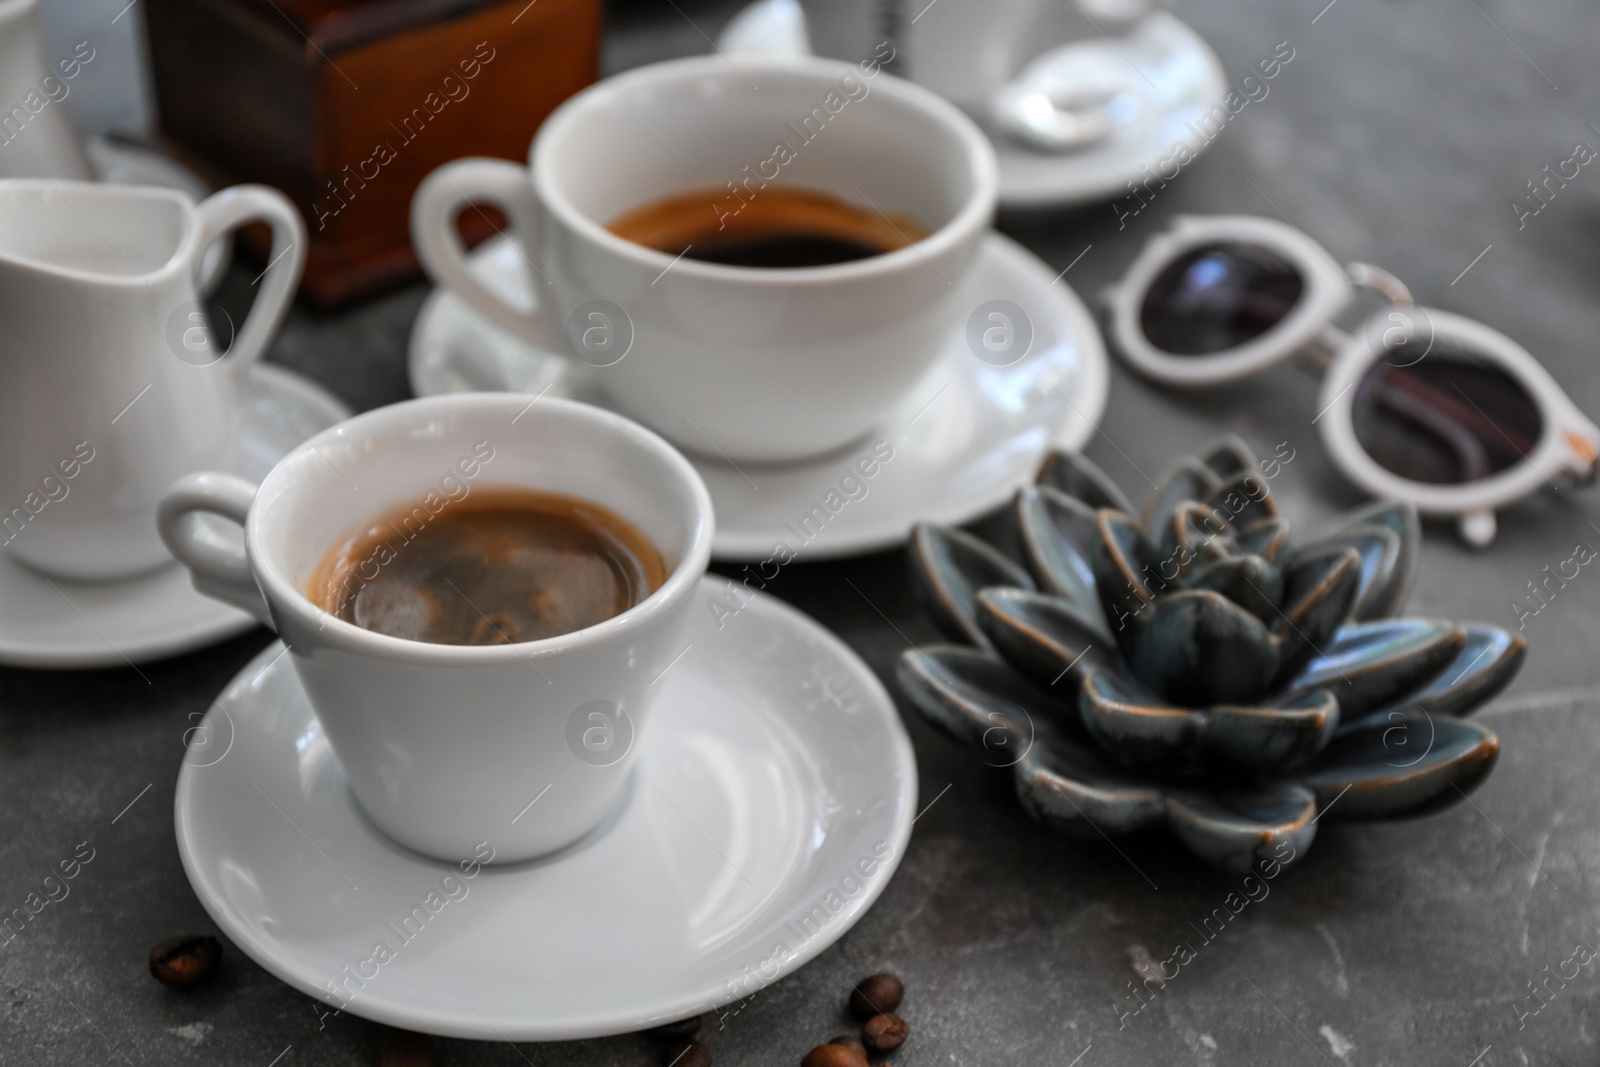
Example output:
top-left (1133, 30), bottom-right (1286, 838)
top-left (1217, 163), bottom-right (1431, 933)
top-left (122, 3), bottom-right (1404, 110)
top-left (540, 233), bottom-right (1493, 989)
top-left (175, 581), bottom-right (916, 1039)
top-left (409, 231), bottom-right (1109, 560)
top-left (159, 394), bottom-right (714, 864)
top-left (411, 53), bottom-right (998, 464)
top-left (719, 0), bottom-right (1229, 210)
top-left (0, 179), bottom-right (304, 581)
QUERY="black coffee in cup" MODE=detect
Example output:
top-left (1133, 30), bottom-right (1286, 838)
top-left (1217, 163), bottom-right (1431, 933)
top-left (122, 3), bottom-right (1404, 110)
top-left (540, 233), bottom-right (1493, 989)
top-left (307, 488), bottom-right (664, 645)
top-left (608, 186), bottom-right (929, 268)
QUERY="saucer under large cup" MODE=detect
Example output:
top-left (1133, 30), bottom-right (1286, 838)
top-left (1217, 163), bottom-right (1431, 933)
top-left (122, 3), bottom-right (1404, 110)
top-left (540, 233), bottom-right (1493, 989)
top-left (410, 232), bottom-right (1109, 561)
top-left (718, 0), bottom-right (1229, 210)
top-left (175, 579), bottom-right (917, 1040)
top-left (0, 365), bottom-right (349, 668)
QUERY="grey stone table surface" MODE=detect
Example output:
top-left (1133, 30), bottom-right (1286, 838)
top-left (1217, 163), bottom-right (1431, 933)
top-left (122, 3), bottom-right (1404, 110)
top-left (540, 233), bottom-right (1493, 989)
top-left (5, 0), bottom-right (1600, 1063)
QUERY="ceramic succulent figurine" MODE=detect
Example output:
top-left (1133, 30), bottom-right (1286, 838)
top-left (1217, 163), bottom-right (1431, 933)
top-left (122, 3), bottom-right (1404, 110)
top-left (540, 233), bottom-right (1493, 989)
top-left (898, 436), bottom-right (1525, 872)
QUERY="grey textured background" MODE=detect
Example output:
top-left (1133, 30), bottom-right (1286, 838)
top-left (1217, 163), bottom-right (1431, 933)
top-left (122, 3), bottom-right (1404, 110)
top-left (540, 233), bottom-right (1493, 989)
top-left (4, 0), bottom-right (1600, 1063)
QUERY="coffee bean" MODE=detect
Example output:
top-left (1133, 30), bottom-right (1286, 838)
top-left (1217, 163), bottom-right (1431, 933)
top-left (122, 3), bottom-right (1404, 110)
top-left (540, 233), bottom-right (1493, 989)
top-left (148, 935), bottom-right (221, 989)
top-left (828, 1035), bottom-right (869, 1058)
top-left (645, 1016), bottom-right (703, 1043)
top-left (665, 1039), bottom-right (712, 1067)
top-left (802, 1044), bottom-right (867, 1067)
top-left (849, 973), bottom-right (903, 1019)
top-left (377, 1028), bottom-right (438, 1067)
top-left (862, 1013), bottom-right (910, 1052)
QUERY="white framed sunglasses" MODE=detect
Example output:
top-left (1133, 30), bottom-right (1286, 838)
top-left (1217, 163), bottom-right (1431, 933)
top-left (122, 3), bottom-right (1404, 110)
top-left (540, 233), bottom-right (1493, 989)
top-left (1104, 214), bottom-right (1600, 546)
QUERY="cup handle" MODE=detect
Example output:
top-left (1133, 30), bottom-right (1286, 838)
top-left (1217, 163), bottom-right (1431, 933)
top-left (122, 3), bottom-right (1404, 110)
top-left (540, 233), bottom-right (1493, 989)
top-left (157, 472), bottom-right (274, 628)
top-left (193, 185), bottom-right (307, 384)
top-left (411, 157), bottom-right (546, 342)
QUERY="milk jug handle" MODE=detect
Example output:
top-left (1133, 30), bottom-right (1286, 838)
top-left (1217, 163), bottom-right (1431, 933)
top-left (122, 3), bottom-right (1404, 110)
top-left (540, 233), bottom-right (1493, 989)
top-left (193, 186), bottom-right (307, 381)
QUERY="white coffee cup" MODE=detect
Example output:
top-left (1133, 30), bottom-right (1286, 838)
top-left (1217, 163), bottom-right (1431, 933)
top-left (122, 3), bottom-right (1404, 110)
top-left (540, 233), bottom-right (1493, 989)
top-left (158, 394), bottom-right (714, 864)
top-left (0, 0), bottom-right (93, 182)
top-left (0, 179), bottom-right (303, 580)
top-left (412, 53), bottom-right (997, 464)
top-left (799, 0), bottom-right (1152, 108)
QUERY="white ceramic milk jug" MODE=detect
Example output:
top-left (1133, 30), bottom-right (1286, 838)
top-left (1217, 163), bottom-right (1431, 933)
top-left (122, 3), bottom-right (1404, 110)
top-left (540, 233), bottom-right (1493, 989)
top-left (0, 179), bottom-right (304, 580)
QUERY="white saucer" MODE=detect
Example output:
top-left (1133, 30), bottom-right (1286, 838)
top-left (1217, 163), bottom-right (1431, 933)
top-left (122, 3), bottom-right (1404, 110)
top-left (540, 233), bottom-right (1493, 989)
top-left (85, 134), bottom-right (231, 293)
top-left (714, 0), bottom-right (1229, 210)
top-left (0, 365), bottom-right (350, 669)
top-left (409, 232), bottom-right (1109, 561)
top-left (175, 580), bottom-right (917, 1040)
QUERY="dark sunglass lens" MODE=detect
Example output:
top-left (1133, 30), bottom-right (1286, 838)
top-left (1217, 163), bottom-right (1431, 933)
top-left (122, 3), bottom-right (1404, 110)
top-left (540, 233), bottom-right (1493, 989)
top-left (1138, 243), bottom-right (1305, 356)
top-left (1352, 346), bottom-right (1543, 484)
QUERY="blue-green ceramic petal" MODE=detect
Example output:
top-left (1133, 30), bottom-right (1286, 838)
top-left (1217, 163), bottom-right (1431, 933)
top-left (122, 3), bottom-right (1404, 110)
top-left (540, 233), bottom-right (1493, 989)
top-left (1200, 689), bottom-right (1339, 774)
top-left (1288, 619), bottom-right (1466, 724)
top-left (1154, 501), bottom-right (1236, 577)
top-left (976, 588), bottom-right (1118, 692)
top-left (1014, 736), bottom-right (1167, 838)
top-left (1374, 624), bottom-right (1526, 719)
top-left (1185, 554), bottom-right (1283, 624)
top-left (1078, 668), bottom-right (1204, 770)
top-left (1271, 548), bottom-right (1362, 682)
top-left (1015, 487), bottom-right (1110, 627)
top-left (1171, 505), bottom-right (1241, 572)
top-left (1198, 434), bottom-right (1260, 480)
top-left (1035, 449), bottom-right (1136, 515)
top-left (1296, 712), bottom-right (1499, 818)
top-left (909, 524), bottom-right (1036, 649)
top-left (1205, 471), bottom-right (1278, 529)
top-left (1318, 500), bottom-right (1420, 619)
top-left (1235, 517), bottom-right (1291, 563)
top-left (1142, 457), bottom-right (1220, 546)
top-left (1295, 523), bottom-right (1401, 623)
top-left (1092, 511), bottom-right (1167, 641)
top-left (1127, 590), bottom-right (1280, 706)
top-left (896, 646), bottom-right (1078, 767)
top-left (899, 648), bottom-right (1168, 838)
top-left (1165, 784), bottom-right (1316, 873)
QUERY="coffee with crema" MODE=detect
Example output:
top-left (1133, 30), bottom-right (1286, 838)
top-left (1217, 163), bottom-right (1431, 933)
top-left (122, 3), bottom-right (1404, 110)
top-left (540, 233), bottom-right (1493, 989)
top-left (307, 488), bottom-right (665, 645)
top-left (608, 186), bottom-right (929, 268)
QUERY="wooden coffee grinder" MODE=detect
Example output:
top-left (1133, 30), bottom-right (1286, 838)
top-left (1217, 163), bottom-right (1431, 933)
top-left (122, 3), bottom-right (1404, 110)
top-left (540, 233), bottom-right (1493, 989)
top-left (144, 0), bottom-right (602, 307)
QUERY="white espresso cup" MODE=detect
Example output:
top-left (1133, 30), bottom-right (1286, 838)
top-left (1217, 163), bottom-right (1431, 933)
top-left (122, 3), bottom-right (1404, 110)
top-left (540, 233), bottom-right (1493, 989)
top-left (0, 179), bottom-right (303, 580)
top-left (412, 54), bottom-right (997, 464)
top-left (158, 394), bottom-right (714, 864)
